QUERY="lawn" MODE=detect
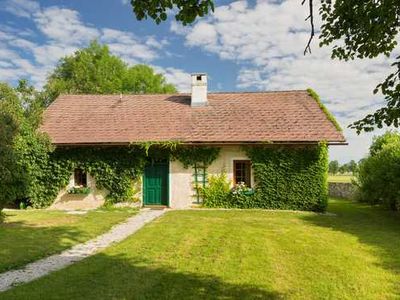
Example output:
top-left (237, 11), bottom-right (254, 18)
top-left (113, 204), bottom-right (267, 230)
top-left (2, 199), bottom-right (400, 299)
top-left (328, 174), bottom-right (355, 183)
top-left (0, 207), bottom-right (137, 273)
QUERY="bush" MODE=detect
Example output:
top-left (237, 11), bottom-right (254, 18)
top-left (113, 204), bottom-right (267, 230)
top-left (356, 132), bottom-right (400, 211)
top-left (201, 173), bottom-right (231, 207)
top-left (228, 183), bottom-right (255, 208)
top-left (201, 175), bottom-right (256, 208)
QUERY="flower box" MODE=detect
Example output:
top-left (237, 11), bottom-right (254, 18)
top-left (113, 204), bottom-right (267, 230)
top-left (67, 186), bottom-right (91, 195)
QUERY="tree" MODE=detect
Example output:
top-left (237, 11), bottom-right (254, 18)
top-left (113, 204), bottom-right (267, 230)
top-left (328, 160), bottom-right (339, 175)
top-left (338, 164), bottom-right (348, 174)
top-left (123, 64), bottom-right (176, 94)
top-left (130, 0), bottom-right (214, 25)
top-left (44, 40), bottom-right (176, 105)
top-left (356, 131), bottom-right (400, 210)
top-left (369, 131), bottom-right (400, 156)
top-left (0, 80), bottom-right (52, 221)
top-left (0, 82), bottom-right (52, 221)
top-left (0, 83), bottom-right (26, 217)
top-left (347, 160), bottom-right (357, 174)
top-left (129, 1), bottom-right (400, 133)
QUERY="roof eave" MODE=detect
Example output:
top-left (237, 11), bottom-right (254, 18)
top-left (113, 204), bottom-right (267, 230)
top-left (51, 140), bottom-right (348, 147)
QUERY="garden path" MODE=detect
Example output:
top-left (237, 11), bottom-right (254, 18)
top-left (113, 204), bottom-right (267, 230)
top-left (0, 208), bottom-right (165, 292)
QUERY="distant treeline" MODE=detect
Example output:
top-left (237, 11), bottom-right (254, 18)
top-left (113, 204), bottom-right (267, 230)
top-left (328, 160), bottom-right (357, 175)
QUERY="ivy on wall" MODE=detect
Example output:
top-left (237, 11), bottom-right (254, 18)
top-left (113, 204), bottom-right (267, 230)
top-left (172, 146), bottom-right (221, 203)
top-left (201, 143), bottom-right (329, 212)
top-left (172, 146), bottom-right (220, 168)
top-left (26, 141), bottom-right (328, 212)
top-left (27, 144), bottom-right (220, 208)
top-left (27, 147), bottom-right (147, 208)
top-left (245, 143), bottom-right (329, 212)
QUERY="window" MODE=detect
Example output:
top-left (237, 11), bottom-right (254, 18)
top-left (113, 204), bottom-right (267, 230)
top-left (74, 169), bottom-right (87, 187)
top-left (233, 160), bottom-right (251, 187)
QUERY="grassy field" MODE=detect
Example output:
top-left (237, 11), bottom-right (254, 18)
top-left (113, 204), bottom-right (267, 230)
top-left (328, 174), bottom-right (355, 183)
top-left (0, 207), bottom-right (137, 272)
top-left (2, 199), bottom-right (399, 299)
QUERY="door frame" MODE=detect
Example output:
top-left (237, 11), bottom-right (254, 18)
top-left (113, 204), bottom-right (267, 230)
top-left (142, 161), bottom-right (169, 207)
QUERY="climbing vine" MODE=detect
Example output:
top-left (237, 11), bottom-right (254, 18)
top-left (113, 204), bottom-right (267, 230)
top-left (172, 146), bottom-right (220, 168)
top-left (245, 143), bottom-right (329, 212)
top-left (27, 143), bottom-right (220, 208)
top-left (134, 141), bottom-right (181, 156)
top-left (201, 143), bottom-right (329, 212)
top-left (27, 146), bottom-right (147, 208)
top-left (307, 88), bottom-right (342, 132)
top-left (173, 146), bottom-right (221, 203)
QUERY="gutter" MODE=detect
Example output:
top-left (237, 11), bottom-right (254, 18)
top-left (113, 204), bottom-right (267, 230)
top-left (51, 140), bottom-right (348, 147)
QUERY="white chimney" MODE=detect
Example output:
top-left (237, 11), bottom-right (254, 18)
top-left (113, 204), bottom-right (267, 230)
top-left (191, 73), bottom-right (207, 107)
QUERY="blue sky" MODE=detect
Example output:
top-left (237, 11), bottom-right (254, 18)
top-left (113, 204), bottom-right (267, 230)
top-left (0, 0), bottom-right (397, 163)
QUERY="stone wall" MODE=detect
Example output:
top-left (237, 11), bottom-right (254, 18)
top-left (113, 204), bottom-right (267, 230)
top-left (328, 182), bottom-right (356, 199)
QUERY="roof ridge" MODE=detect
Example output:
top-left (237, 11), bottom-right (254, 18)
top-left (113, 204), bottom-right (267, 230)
top-left (57, 90), bottom-right (308, 97)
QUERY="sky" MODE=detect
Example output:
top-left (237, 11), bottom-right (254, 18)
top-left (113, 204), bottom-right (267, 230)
top-left (0, 0), bottom-right (397, 163)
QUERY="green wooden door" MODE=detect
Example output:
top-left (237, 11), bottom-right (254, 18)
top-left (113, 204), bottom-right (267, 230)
top-left (143, 163), bottom-right (169, 206)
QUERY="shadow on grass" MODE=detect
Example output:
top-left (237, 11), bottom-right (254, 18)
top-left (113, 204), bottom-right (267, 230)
top-left (0, 220), bottom-right (90, 273)
top-left (2, 253), bottom-right (283, 300)
top-left (301, 200), bottom-right (400, 292)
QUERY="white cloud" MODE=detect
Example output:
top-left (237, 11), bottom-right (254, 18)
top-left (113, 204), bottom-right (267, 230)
top-left (34, 7), bottom-right (100, 45)
top-left (172, 0), bottom-right (398, 162)
top-left (100, 28), bottom-right (159, 63)
top-left (154, 66), bottom-right (191, 92)
top-left (0, 0), bottom-right (174, 88)
top-left (1, 0), bottom-right (39, 18)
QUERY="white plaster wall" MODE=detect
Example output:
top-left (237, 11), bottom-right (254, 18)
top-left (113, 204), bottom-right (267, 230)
top-left (169, 160), bottom-right (193, 209)
top-left (50, 174), bottom-right (108, 210)
top-left (207, 145), bottom-right (253, 187)
top-left (169, 145), bottom-right (252, 208)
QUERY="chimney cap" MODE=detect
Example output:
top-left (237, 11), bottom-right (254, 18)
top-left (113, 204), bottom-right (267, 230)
top-left (191, 73), bottom-right (207, 107)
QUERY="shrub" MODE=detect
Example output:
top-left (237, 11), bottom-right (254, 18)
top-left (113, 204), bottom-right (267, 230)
top-left (201, 173), bottom-right (231, 208)
top-left (356, 131), bottom-right (400, 211)
top-left (227, 183), bottom-right (255, 208)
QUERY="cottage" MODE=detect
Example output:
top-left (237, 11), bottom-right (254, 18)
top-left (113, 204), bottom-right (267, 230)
top-left (41, 74), bottom-right (345, 210)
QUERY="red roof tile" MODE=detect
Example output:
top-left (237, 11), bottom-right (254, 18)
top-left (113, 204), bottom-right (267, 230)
top-left (40, 91), bottom-right (345, 145)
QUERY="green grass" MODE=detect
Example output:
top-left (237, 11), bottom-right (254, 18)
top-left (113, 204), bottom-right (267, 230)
top-left (2, 199), bottom-right (400, 299)
top-left (0, 207), bottom-right (137, 272)
top-left (328, 174), bottom-right (355, 183)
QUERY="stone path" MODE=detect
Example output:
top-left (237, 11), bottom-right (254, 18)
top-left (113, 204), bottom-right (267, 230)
top-left (0, 209), bottom-right (166, 292)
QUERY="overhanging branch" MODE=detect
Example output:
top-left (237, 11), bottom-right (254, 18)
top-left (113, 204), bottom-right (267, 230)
top-left (302, 0), bottom-right (314, 55)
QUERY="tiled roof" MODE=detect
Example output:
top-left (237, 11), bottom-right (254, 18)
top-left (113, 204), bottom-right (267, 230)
top-left (41, 91), bottom-right (345, 145)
